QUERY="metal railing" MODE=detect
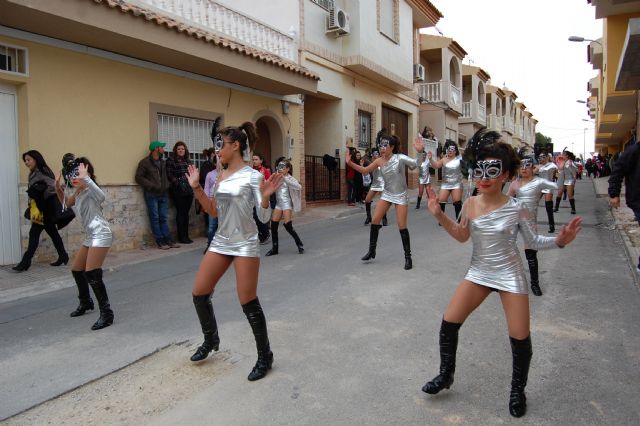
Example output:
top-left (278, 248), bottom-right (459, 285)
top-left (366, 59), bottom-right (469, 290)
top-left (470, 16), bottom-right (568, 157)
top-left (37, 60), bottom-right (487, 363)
top-left (417, 81), bottom-right (462, 113)
top-left (304, 155), bottom-right (341, 202)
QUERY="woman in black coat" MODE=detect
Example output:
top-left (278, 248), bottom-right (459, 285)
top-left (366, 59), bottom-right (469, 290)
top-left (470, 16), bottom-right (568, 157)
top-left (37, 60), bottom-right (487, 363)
top-left (12, 150), bottom-right (68, 271)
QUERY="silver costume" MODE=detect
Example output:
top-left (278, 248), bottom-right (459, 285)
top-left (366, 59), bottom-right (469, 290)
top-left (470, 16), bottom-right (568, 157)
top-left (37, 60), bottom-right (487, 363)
top-left (561, 160), bottom-right (577, 186)
top-left (380, 153), bottom-right (425, 205)
top-left (418, 160), bottom-right (431, 185)
top-left (465, 197), bottom-right (557, 294)
top-left (515, 177), bottom-right (558, 227)
top-left (208, 166), bottom-right (271, 257)
top-left (437, 157), bottom-right (463, 190)
top-left (536, 162), bottom-right (558, 193)
top-left (275, 175), bottom-right (301, 211)
top-left (370, 166), bottom-right (385, 192)
top-left (72, 176), bottom-right (113, 248)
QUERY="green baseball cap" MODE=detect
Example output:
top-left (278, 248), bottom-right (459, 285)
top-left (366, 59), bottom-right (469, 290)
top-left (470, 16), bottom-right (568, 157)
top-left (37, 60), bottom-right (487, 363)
top-left (149, 140), bottom-right (166, 151)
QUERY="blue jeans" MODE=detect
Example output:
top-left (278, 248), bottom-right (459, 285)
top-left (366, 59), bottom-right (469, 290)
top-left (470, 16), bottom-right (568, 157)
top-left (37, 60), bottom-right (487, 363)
top-left (207, 216), bottom-right (219, 246)
top-left (144, 192), bottom-right (171, 244)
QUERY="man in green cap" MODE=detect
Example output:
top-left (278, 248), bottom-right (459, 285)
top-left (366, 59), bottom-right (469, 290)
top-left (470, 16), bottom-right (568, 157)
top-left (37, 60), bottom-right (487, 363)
top-left (135, 141), bottom-right (179, 249)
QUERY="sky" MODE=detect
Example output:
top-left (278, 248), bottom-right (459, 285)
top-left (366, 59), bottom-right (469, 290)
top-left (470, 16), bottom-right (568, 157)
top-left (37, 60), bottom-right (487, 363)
top-left (422, 0), bottom-right (602, 158)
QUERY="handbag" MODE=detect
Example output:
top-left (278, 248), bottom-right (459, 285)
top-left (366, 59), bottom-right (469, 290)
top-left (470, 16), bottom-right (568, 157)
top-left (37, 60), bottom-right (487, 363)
top-left (55, 207), bottom-right (76, 230)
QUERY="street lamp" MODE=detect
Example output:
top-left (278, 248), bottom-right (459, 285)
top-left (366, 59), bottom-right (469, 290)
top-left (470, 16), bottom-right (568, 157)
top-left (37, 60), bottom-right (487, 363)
top-left (582, 118), bottom-right (594, 160)
top-left (568, 36), bottom-right (602, 45)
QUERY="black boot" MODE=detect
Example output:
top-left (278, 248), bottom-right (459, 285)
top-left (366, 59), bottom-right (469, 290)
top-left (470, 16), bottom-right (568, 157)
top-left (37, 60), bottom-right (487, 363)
top-left (553, 197), bottom-right (561, 212)
top-left (524, 249), bottom-right (542, 296)
top-left (284, 221), bottom-right (304, 254)
top-left (453, 201), bottom-right (462, 223)
top-left (364, 202), bottom-right (372, 225)
top-left (50, 253), bottom-right (69, 266)
top-left (362, 224), bottom-right (381, 261)
top-left (85, 269), bottom-right (114, 330)
top-left (439, 203), bottom-right (446, 226)
top-left (266, 221), bottom-right (279, 256)
top-left (242, 298), bottom-right (273, 381)
top-left (11, 258), bottom-right (31, 272)
top-left (422, 319), bottom-right (462, 394)
top-left (400, 228), bottom-right (412, 270)
top-left (545, 200), bottom-right (555, 233)
top-left (382, 214), bottom-right (388, 226)
top-left (415, 196), bottom-right (422, 209)
top-left (70, 270), bottom-right (94, 317)
top-left (508, 335), bottom-right (533, 418)
top-left (569, 198), bottom-right (576, 214)
top-left (190, 294), bottom-right (220, 361)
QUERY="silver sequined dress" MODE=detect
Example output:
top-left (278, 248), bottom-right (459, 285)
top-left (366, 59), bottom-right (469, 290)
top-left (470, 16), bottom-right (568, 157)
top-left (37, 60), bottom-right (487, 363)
top-left (439, 157), bottom-right (463, 190)
top-left (380, 153), bottom-right (425, 205)
top-left (72, 176), bottom-right (113, 248)
top-left (515, 177), bottom-right (558, 228)
top-left (208, 166), bottom-right (271, 257)
top-left (464, 197), bottom-right (557, 294)
top-left (418, 160), bottom-right (431, 185)
top-left (537, 163), bottom-right (558, 194)
top-left (275, 177), bottom-right (294, 211)
top-left (562, 160), bottom-right (577, 186)
top-left (370, 166), bottom-right (385, 192)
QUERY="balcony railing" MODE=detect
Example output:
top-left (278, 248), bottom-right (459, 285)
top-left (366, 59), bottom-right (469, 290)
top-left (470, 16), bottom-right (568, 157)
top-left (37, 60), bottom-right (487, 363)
top-left (462, 101), bottom-right (471, 118)
top-left (417, 81), bottom-right (462, 113)
top-left (486, 114), bottom-right (503, 131)
top-left (135, 0), bottom-right (297, 61)
top-left (461, 101), bottom-right (487, 125)
top-left (503, 116), bottom-right (515, 134)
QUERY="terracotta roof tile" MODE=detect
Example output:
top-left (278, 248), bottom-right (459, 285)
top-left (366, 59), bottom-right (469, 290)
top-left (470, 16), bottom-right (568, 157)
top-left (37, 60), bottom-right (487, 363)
top-left (91, 0), bottom-right (320, 80)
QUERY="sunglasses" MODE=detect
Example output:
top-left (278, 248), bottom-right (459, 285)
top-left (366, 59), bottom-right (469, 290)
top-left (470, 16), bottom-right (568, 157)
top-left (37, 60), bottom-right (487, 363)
top-left (473, 160), bottom-right (503, 180)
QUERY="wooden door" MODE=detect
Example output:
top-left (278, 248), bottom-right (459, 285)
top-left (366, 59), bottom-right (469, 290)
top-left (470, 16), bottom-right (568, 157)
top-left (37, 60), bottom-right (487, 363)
top-left (381, 106), bottom-right (409, 154)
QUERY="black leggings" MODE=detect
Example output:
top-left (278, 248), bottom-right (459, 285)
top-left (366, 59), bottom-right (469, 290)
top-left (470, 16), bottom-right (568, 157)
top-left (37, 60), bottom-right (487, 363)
top-left (23, 222), bottom-right (67, 262)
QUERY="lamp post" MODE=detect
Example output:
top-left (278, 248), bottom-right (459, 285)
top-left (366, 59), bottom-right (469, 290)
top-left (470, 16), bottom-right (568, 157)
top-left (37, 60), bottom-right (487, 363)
top-left (568, 36), bottom-right (602, 46)
top-left (582, 119), bottom-right (594, 160)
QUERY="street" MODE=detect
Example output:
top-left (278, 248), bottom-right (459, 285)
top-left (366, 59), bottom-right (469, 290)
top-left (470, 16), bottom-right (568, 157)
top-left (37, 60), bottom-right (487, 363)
top-left (1, 179), bottom-right (639, 425)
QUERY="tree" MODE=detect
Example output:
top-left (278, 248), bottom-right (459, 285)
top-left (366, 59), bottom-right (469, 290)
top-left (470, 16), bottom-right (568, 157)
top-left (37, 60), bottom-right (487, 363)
top-left (534, 132), bottom-right (553, 157)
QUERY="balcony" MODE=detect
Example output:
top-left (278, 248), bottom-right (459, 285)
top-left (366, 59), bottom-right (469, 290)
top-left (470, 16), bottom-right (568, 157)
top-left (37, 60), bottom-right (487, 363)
top-left (486, 114), bottom-right (503, 131)
top-left (503, 116), bottom-right (515, 134)
top-left (417, 81), bottom-right (462, 113)
top-left (514, 126), bottom-right (523, 139)
top-left (136, 0), bottom-right (297, 61)
top-left (461, 101), bottom-right (486, 125)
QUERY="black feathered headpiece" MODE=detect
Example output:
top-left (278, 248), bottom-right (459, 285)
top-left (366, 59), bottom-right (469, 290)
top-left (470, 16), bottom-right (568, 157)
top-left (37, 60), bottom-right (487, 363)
top-left (461, 128), bottom-right (502, 178)
top-left (210, 116), bottom-right (223, 150)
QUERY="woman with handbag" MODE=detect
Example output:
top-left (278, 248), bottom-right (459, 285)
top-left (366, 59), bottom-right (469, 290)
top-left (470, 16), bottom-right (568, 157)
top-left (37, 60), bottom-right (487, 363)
top-left (167, 141), bottom-right (194, 244)
top-left (12, 150), bottom-right (69, 272)
top-left (55, 158), bottom-right (114, 330)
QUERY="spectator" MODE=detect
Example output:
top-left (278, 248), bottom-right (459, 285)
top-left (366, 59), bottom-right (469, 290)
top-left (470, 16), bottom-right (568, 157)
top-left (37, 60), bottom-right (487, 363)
top-left (252, 153), bottom-right (272, 244)
top-left (346, 148), bottom-right (357, 206)
top-left (135, 141), bottom-right (179, 249)
top-left (167, 141), bottom-right (194, 244)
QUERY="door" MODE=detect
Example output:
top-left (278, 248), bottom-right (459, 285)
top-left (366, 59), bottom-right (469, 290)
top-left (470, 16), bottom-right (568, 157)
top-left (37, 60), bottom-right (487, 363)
top-left (0, 83), bottom-right (21, 264)
top-left (381, 106), bottom-right (408, 154)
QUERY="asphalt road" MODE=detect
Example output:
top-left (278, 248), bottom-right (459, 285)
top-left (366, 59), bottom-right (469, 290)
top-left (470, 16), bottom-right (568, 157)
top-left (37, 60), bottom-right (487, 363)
top-left (1, 180), bottom-right (639, 424)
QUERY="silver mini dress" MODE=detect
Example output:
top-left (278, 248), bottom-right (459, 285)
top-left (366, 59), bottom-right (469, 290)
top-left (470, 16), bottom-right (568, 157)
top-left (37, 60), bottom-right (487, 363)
top-left (562, 161), bottom-right (577, 186)
top-left (275, 178), bottom-right (293, 211)
top-left (208, 166), bottom-right (271, 257)
top-left (537, 163), bottom-right (558, 193)
top-left (515, 177), bottom-right (558, 228)
top-left (418, 160), bottom-right (431, 185)
top-left (464, 197), bottom-right (557, 294)
top-left (72, 176), bottom-right (113, 248)
top-left (380, 153), bottom-right (425, 205)
top-left (439, 157), bottom-right (463, 190)
top-left (370, 167), bottom-right (385, 192)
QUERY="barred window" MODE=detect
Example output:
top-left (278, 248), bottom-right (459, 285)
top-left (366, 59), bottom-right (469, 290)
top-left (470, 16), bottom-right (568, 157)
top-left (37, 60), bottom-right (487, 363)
top-left (0, 43), bottom-right (28, 76)
top-left (157, 113), bottom-right (214, 167)
top-left (358, 111), bottom-right (372, 150)
top-left (311, 0), bottom-right (335, 11)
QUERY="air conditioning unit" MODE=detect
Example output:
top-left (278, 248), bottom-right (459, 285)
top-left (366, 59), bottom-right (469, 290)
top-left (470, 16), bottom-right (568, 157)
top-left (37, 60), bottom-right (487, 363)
top-left (326, 7), bottom-right (350, 37)
top-left (413, 64), bottom-right (425, 82)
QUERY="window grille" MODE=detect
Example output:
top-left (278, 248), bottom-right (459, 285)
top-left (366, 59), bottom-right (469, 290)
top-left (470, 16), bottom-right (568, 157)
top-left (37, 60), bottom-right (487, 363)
top-left (358, 111), bottom-right (372, 150)
top-left (0, 43), bottom-right (28, 76)
top-left (311, 0), bottom-right (335, 11)
top-left (157, 113), bottom-right (215, 168)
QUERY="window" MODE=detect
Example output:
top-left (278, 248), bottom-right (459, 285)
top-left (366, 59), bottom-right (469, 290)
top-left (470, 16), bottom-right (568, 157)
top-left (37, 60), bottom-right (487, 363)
top-left (378, 0), bottom-right (399, 43)
top-left (358, 111), bottom-right (372, 150)
top-left (311, 0), bottom-right (334, 11)
top-left (157, 113), bottom-right (215, 168)
top-left (0, 43), bottom-right (28, 76)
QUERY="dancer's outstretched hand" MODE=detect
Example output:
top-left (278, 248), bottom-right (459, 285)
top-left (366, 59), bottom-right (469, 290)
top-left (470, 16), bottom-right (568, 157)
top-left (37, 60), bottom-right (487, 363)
top-left (426, 187), bottom-right (441, 216)
top-left (413, 136), bottom-right (425, 153)
top-left (261, 172), bottom-right (283, 199)
top-left (556, 216), bottom-right (582, 247)
top-left (186, 164), bottom-right (200, 188)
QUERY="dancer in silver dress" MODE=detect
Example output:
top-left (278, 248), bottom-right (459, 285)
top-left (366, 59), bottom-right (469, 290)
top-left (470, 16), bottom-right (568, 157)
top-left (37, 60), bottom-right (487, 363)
top-left (416, 152), bottom-right (432, 210)
top-left (55, 159), bottom-right (114, 330)
top-left (428, 141), bottom-right (464, 222)
top-left (422, 136), bottom-right (582, 418)
top-left (507, 157), bottom-right (558, 296)
top-left (535, 153), bottom-right (558, 233)
top-left (266, 159), bottom-right (304, 256)
top-left (363, 149), bottom-right (388, 226)
top-left (186, 122), bottom-right (282, 381)
top-left (554, 150), bottom-right (578, 214)
top-left (346, 134), bottom-right (425, 270)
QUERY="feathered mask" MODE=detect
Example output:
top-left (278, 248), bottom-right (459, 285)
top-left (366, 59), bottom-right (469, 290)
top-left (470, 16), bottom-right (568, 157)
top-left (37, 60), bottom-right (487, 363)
top-left (62, 153), bottom-right (80, 188)
top-left (461, 128), bottom-right (502, 178)
top-left (210, 117), bottom-right (223, 152)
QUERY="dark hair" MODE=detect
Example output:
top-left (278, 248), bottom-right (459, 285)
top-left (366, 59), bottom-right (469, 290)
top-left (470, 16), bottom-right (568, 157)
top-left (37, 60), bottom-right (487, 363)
top-left (476, 142), bottom-right (520, 179)
top-left (75, 156), bottom-right (98, 183)
top-left (563, 150), bottom-right (576, 161)
top-left (22, 150), bottom-right (54, 179)
top-left (220, 121), bottom-right (257, 158)
top-left (253, 153), bottom-right (265, 163)
top-left (172, 141), bottom-right (190, 161)
top-left (378, 134), bottom-right (399, 154)
top-left (443, 140), bottom-right (459, 156)
top-left (277, 158), bottom-right (293, 175)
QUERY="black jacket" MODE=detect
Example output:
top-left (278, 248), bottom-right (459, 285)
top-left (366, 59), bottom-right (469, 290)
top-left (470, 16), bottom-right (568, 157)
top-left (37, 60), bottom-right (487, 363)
top-left (608, 142), bottom-right (640, 211)
top-left (135, 155), bottom-right (170, 195)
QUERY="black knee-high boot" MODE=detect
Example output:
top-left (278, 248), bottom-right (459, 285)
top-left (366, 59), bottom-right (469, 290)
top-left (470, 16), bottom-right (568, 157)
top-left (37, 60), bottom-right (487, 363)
top-left (509, 335), bottom-right (533, 418)
top-left (545, 200), bottom-right (555, 233)
top-left (85, 269), bottom-right (114, 331)
top-left (362, 224), bottom-right (382, 261)
top-left (453, 201), bottom-right (462, 222)
top-left (284, 221), bottom-right (304, 254)
top-left (524, 249), bottom-right (542, 296)
top-left (365, 202), bottom-right (372, 225)
top-left (242, 297), bottom-right (273, 381)
top-left (416, 196), bottom-right (422, 209)
top-left (70, 270), bottom-right (94, 317)
top-left (399, 228), bottom-right (412, 270)
top-left (266, 221), bottom-right (279, 256)
top-left (190, 294), bottom-right (220, 361)
top-left (569, 198), bottom-right (576, 214)
top-left (553, 197), bottom-right (561, 212)
top-left (422, 319), bottom-right (462, 394)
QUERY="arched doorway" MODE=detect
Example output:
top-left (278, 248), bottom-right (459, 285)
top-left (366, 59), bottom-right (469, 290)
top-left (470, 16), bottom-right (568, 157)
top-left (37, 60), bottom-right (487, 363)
top-left (254, 114), bottom-right (284, 171)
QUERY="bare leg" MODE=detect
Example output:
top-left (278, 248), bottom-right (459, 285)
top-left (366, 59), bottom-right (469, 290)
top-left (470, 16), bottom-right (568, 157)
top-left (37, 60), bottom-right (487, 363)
top-left (192, 253), bottom-right (234, 296)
